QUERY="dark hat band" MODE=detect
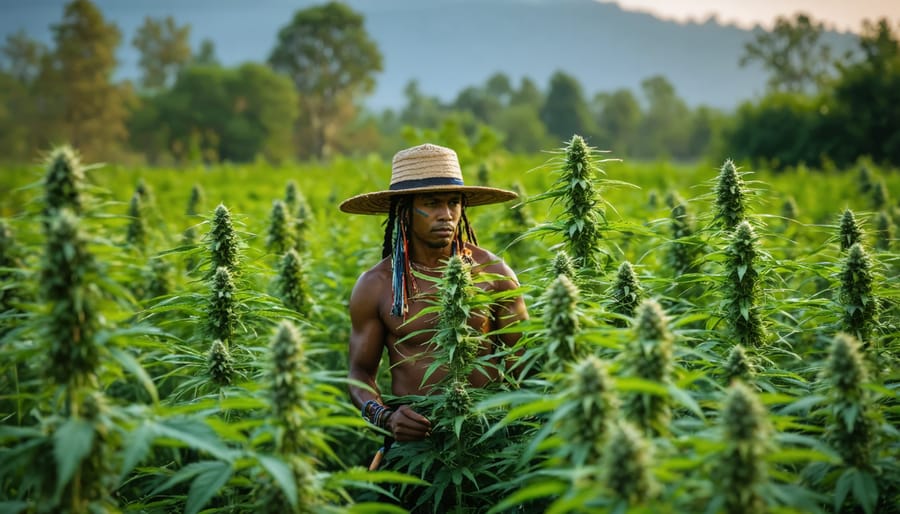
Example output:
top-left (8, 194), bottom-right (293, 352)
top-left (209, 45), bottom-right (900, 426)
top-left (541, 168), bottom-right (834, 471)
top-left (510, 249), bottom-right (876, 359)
top-left (389, 177), bottom-right (464, 191)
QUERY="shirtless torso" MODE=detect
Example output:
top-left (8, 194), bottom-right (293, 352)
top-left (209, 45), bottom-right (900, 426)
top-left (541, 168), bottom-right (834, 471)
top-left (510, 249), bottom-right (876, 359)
top-left (347, 193), bottom-right (528, 442)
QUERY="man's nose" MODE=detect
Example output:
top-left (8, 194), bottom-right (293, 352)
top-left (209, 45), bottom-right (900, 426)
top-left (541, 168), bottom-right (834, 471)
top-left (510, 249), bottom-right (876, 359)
top-left (436, 203), bottom-right (454, 220)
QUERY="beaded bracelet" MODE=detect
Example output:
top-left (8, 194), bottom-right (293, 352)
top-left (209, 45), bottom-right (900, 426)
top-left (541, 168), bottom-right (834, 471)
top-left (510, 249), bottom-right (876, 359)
top-left (361, 400), bottom-right (393, 430)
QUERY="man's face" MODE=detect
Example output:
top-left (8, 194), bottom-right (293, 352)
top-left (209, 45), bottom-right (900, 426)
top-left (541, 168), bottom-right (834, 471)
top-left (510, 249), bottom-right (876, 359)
top-left (409, 192), bottom-right (462, 249)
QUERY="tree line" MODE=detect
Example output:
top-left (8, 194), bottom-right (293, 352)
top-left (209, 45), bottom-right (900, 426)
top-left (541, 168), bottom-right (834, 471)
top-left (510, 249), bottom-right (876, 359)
top-left (0, 0), bottom-right (898, 169)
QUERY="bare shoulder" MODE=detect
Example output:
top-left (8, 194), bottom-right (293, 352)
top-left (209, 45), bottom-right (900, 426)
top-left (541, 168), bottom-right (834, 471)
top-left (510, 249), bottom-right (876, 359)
top-left (350, 257), bottom-right (391, 305)
top-left (465, 243), bottom-right (520, 290)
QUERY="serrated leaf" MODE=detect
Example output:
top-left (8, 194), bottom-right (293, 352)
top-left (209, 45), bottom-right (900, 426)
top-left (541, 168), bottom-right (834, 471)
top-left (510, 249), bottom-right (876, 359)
top-left (258, 455), bottom-right (297, 509)
top-left (53, 418), bottom-right (94, 498)
top-left (185, 461), bottom-right (232, 514)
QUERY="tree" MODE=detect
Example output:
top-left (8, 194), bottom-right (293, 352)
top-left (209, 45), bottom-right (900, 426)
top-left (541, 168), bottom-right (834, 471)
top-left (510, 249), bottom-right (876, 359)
top-left (453, 85), bottom-right (502, 125)
top-left (193, 38), bottom-right (219, 66)
top-left (400, 79), bottom-right (445, 129)
top-left (132, 15), bottom-right (192, 90)
top-left (635, 75), bottom-right (690, 159)
top-left (50, 0), bottom-right (128, 159)
top-left (828, 18), bottom-right (900, 166)
top-left (268, 2), bottom-right (382, 159)
top-left (540, 71), bottom-right (595, 143)
top-left (593, 88), bottom-right (641, 156)
top-left (151, 64), bottom-right (298, 163)
top-left (1, 30), bottom-right (47, 83)
top-left (740, 13), bottom-right (833, 94)
top-left (510, 76), bottom-right (543, 110)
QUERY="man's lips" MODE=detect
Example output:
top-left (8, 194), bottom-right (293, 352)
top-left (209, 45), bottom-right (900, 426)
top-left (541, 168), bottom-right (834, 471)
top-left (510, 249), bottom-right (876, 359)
top-left (432, 226), bottom-right (454, 235)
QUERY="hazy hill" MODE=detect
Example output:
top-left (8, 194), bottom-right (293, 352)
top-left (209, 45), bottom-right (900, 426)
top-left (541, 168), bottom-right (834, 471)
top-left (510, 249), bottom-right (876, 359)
top-left (2, 0), bottom-right (859, 110)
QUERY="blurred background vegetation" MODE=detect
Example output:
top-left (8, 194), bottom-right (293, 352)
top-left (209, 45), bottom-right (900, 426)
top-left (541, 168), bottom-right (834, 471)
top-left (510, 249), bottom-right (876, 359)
top-left (0, 0), bottom-right (898, 171)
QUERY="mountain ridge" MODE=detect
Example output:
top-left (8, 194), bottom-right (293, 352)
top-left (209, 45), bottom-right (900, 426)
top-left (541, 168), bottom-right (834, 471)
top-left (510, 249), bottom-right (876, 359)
top-left (1, 0), bottom-right (859, 110)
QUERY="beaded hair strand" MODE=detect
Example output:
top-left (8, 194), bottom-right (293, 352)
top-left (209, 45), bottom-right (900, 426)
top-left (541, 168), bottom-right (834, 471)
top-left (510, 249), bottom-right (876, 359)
top-left (383, 193), bottom-right (479, 317)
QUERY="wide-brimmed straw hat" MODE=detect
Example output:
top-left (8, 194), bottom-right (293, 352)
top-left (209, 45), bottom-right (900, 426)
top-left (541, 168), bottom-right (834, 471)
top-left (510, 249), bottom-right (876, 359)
top-left (339, 143), bottom-right (518, 215)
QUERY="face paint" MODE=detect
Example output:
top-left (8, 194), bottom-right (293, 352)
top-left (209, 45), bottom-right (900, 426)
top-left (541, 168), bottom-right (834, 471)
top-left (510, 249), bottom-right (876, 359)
top-left (414, 207), bottom-right (429, 218)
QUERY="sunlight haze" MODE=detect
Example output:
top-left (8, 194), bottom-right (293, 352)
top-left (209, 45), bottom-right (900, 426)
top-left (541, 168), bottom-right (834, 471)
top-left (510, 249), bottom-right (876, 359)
top-left (601, 0), bottom-right (900, 33)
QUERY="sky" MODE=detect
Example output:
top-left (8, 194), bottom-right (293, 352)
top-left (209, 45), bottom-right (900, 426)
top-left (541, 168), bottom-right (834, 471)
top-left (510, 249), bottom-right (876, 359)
top-left (602, 0), bottom-right (900, 34)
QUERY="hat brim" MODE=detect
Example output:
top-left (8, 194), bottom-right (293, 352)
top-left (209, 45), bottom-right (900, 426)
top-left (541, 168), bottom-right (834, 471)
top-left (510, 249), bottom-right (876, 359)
top-left (339, 185), bottom-right (518, 215)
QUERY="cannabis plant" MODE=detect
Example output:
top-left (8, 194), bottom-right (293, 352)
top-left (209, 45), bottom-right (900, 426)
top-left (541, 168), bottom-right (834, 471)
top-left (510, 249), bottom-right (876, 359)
top-left (207, 339), bottom-right (234, 387)
top-left (839, 243), bottom-right (878, 345)
top-left (820, 333), bottom-right (876, 469)
top-left (550, 250), bottom-right (577, 283)
top-left (125, 192), bottom-right (147, 251)
top-left (41, 209), bottom-right (99, 390)
top-left (601, 420), bottom-right (657, 505)
top-left (722, 344), bottom-right (755, 385)
top-left (276, 249), bottom-right (310, 317)
top-left (622, 299), bottom-right (673, 436)
top-left (0, 219), bottom-right (25, 315)
top-left (270, 321), bottom-right (310, 455)
top-left (723, 221), bottom-right (767, 347)
top-left (716, 381), bottom-right (771, 514)
top-left (266, 199), bottom-right (294, 256)
top-left (839, 208), bottom-right (864, 252)
top-left (714, 159), bottom-right (746, 231)
top-left (186, 183), bottom-right (204, 216)
top-left (207, 266), bottom-right (237, 345)
top-left (667, 193), bottom-right (699, 276)
top-left (559, 355), bottom-right (618, 466)
top-left (871, 180), bottom-right (888, 210)
top-left (610, 260), bottom-right (643, 325)
top-left (206, 203), bottom-right (240, 277)
top-left (874, 211), bottom-right (893, 251)
top-left (43, 145), bottom-right (84, 217)
top-left (542, 274), bottom-right (582, 373)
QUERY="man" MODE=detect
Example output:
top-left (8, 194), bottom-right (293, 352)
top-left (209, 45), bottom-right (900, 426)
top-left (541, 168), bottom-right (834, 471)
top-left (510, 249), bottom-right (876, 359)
top-left (340, 143), bottom-right (529, 447)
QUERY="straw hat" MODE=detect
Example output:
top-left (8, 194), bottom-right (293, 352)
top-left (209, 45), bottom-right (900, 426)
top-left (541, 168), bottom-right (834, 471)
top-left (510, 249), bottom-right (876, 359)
top-left (339, 143), bottom-right (518, 215)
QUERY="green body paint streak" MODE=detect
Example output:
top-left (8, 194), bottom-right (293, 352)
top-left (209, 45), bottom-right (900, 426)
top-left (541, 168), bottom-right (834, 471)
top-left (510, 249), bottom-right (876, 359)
top-left (414, 208), bottom-right (429, 218)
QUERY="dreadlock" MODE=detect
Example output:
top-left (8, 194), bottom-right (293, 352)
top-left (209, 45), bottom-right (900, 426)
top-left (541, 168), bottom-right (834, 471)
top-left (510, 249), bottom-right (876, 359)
top-left (383, 193), bottom-right (478, 317)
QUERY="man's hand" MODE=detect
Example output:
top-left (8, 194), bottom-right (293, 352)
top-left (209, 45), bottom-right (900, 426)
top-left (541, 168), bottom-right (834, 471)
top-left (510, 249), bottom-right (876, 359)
top-left (387, 405), bottom-right (432, 441)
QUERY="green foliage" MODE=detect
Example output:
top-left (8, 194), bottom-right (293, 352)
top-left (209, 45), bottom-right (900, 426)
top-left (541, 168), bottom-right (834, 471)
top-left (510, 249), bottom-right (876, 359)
top-left (268, 1), bottom-right (382, 159)
top-left (559, 355), bottom-right (618, 466)
top-left (839, 208), bottom-right (864, 251)
top-left (270, 321), bottom-right (309, 455)
top-left (541, 274), bottom-right (581, 373)
top-left (131, 15), bottom-right (192, 90)
top-left (610, 260), bottom-right (643, 323)
top-left (126, 192), bottom-right (147, 251)
top-left (839, 243), bottom-right (878, 345)
top-left (623, 299), bottom-right (673, 436)
top-left (206, 203), bottom-right (240, 277)
top-left (714, 159), bottom-right (747, 231)
top-left (722, 344), bottom-right (756, 385)
top-left (723, 221), bottom-right (767, 347)
top-left (276, 249), bottom-right (310, 317)
top-left (601, 421), bottom-right (657, 505)
top-left (206, 266), bottom-right (237, 345)
top-left (43, 145), bottom-right (84, 217)
top-left (717, 381), bottom-right (770, 514)
top-left (540, 71), bottom-right (595, 142)
top-left (667, 193), bottom-right (699, 276)
top-left (266, 199), bottom-right (293, 256)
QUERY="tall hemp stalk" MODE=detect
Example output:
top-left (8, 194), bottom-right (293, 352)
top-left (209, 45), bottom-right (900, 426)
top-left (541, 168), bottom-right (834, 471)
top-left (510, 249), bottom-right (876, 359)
top-left (285, 181), bottom-right (311, 253)
top-left (723, 221), bottom-right (767, 347)
top-left (610, 260), bottom-right (643, 326)
top-left (667, 191), bottom-right (698, 276)
top-left (266, 199), bottom-right (294, 256)
top-left (276, 248), bottom-right (310, 317)
top-left (125, 192), bottom-right (147, 251)
top-left (207, 267), bottom-right (238, 357)
top-left (559, 355), bottom-right (618, 466)
top-left (542, 274), bottom-right (582, 374)
top-left (839, 243), bottom-right (878, 347)
top-left (819, 333), bottom-right (876, 470)
top-left (717, 381), bottom-right (770, 514)
top-left (550, 250), bottom-right (577, 283)
top-left (874, 211), bottom-right (892, 251)
top-left (714, 159), bottom-right (746, 231)
top-left (256, 321), bottom-right (318, 513)
top-left (552, 135), bottom-right (606, 271)
top-left (601, 421), bottom-right (657, 506)
top-left (623, 299), bottom-right (673, 436)
top-left (722, 344), bottom-right (756, 385)
top-left (206, 203), bottom-right (240, 277)
top-left (181, 183), bottom-right (205, 272)
top-left (43, 145), bottom-right (84, 218)
top-left (839, 209), bottom-right (863, 252)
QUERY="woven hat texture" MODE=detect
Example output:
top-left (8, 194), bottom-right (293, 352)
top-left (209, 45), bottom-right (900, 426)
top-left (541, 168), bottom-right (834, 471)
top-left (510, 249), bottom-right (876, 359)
top-left (339, 143), bottom-right (517, 214)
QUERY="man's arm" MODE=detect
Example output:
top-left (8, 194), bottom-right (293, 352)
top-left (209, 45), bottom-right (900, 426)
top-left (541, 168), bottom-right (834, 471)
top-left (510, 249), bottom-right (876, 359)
top-left (348, 269), bottom-right (431, 441)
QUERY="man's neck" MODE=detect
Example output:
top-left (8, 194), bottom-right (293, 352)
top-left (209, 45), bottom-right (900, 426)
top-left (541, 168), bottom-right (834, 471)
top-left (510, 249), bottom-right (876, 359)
top-left (409, 243), bottom-right (453, 269)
